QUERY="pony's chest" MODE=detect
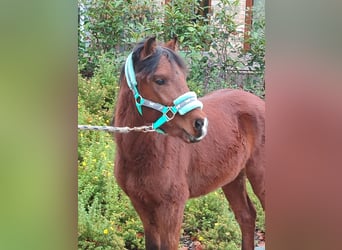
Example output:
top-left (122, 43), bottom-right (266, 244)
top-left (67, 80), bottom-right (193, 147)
top-left (116, 157), bottom-right (188, 202)
top-left (115, 156), bottom-right (173, 185)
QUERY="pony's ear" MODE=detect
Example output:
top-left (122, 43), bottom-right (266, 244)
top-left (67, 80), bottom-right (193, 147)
top-left (165, 36), bottom-right (178, 51)
top-left (140, 36), bottom-right (157, 59)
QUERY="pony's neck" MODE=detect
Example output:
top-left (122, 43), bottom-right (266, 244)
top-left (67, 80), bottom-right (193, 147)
top-left (114, 83), bottom-right (162, 159)
top-left (115, 83), bottom-right (144, 128)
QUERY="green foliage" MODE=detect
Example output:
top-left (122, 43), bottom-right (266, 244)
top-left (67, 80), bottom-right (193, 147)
top-left (78, 0), bottom-right (265, 100)
top-left (238, 1), bottom-right (266, 100)
top-left (78, 53), bottom-right (120, 126)
top-left (246, 1), bottom-right (265, 77)
top-left (182, 186), bottom-right (265, 249)
top-left (174, 0), bottom-right (265, 97)
top-left (79, 0), bottom-right (161, 75)
top-left (78, 72), bottom-right (145, 249)
top-left (77, 128), bottom-right (145, 249)
top-left (183, 190), bottom-right (241, 249)
top-left (162, 0), bottom-right (212, 51)
top-left (78, 133), bottom-right (126, 250)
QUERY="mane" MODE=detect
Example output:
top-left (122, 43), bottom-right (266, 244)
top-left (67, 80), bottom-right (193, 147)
top-left (119, 39), bottom-right (188, 84)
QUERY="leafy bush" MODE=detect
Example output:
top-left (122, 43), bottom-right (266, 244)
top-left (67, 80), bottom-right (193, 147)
top-left (78, 53), bottom-right (120, 125)
top-left (78, 92), bottom-right (145, 249)
top-left (182, 186), bottom-right (264, 249)
top-left (78, 128), bottom-right (146, 249)
top-left (79, 0), bottom-right (161, 75)
top-left (243, 1), bottom-right (265, 98)
top-left (78, 0), bottom-right (265, 99)
top-left (183, 190), bottom-right (241, 248)
top-left (245, 1), bottom-right (265, 77)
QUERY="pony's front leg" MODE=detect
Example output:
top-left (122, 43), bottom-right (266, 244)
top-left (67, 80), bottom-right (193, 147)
top-left (131, 198), bottom-right (186, 250)
top-left (157, 202), bottom-right (186, 250)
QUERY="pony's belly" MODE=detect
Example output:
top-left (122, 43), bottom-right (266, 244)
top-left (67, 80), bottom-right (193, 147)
top-left (188, 166), bottom-right (242, 198)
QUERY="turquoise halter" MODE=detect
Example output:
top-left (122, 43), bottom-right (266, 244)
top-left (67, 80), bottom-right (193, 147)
top-left (124, 52), bottom-right (203, 134)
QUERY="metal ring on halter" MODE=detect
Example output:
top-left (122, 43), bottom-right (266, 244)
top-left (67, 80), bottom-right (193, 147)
top-left (135, 94), bottom-right (144, 105)
top-left (164, 107), bottom-right (177, 121)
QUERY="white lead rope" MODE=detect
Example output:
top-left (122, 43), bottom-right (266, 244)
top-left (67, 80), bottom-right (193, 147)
top-left (77, 125), bottom-right (155, 133)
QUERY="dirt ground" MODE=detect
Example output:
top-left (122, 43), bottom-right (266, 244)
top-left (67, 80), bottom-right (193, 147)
top-left (180, 228), bottom-right (265, 250)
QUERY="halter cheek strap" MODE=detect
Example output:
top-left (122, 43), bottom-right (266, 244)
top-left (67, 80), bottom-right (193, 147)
top-left (124, 52), bottom-right (203, 133)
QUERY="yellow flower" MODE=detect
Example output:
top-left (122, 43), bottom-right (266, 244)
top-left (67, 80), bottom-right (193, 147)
top-left (198, 236), bottom-right (204, 241)
top-left (103, 229), bottom-right (108, 235)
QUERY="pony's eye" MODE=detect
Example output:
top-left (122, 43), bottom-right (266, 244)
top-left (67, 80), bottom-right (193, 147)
top-left (155, 79), bottom-right (166, 85)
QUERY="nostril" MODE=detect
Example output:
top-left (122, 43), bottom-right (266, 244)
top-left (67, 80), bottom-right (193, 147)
top-left (194, 118), bottom-right (204, 132)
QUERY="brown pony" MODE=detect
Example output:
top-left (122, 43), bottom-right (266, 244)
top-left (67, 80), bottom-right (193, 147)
top-left (114, 37), bottom-right (265, 250)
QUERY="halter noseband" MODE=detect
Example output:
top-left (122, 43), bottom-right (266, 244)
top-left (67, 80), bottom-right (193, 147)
top-left (124, 52), bottom-right (203, 134)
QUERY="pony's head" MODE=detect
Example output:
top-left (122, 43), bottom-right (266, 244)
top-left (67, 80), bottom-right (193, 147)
top-left (125, 36), bottom-right (208, 143)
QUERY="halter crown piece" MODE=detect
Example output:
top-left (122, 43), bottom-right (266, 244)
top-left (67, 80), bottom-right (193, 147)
top-left (124, 52), bottom-right (203, 134)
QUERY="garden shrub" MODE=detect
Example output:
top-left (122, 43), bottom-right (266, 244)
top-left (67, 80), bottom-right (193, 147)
top-left (79, 0), bottom-right (265, 98)
top-left (78, 114), bottom-right (146, 249)
top-left (182, 186), bottom-right (264, 249)
top-left (78, 53), bottom-right (120, 125)
top-left (78, 132), bottom-right (145, 249)
top-left (78, 58), bottom-right (147, 249)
